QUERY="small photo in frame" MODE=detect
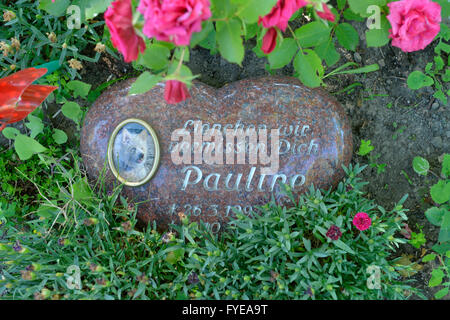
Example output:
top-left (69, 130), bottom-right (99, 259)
top-left (108, 119), bottom-right (160, 186)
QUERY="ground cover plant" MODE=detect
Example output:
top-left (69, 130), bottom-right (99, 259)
top-left (0, 163), bottom-right (421, 300)
top-left (0, 0), bottom-right (449, 300)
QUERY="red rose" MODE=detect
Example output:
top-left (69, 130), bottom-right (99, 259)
top-left (352, 212), bottom-right (372, 231)
top-left (387, 0), bottom-right (441, 52)
top-left (261, 27), bottom-right (278, 54)
top-left (105, 0), bottom-right (146, 63)
top-left (258, 0), bottom-right (307, 54)
top-left (316, 3), bottom-right (335, 22)
top-left (164, 80), bottom-right (191, 104)
top-left (259, 0), bottom-right (307, 31)
top-left (138, 0), bottom-right (211, 46)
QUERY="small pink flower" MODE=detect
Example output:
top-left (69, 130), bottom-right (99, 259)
top-left (261, 27), bottom-right (278, 54)
top-left (353, 212), bottom-right (372, 231)
top-left (326, 225), bottom-right (342, 241)
top-left (138, 0), bottom-right (212, 46)
top-left (164, 80), bottom-right (191, 104)
top-left (316, 3), bottom-right (335, 22)
top-left (105, 0), bottom-right (146, 63)
top-left (387, 0), bottom-right (441, 52)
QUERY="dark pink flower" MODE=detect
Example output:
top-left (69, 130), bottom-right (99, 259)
top-left (326, 225), bottom-right (342, 241)
top-left (164, 80), bottom-right (191, 104)
top-left (353, 212), bottom-right (372, 231)
top-left (387, 0), bottom-right (441, 52)
top-left (258, 0), bottom-right (307, 54)
top-left (316, 3), bottom-right (335, 22)
top-left (105, 0), bottom-right (146, 63)
top-left (138, 0), bottom-right (211, 46)
top-left (400, 223), bottom-right (412, 239)
top-left (259, 0), bottom-right (308, 32)
top-left (261, 27), bottom-right (278, 54)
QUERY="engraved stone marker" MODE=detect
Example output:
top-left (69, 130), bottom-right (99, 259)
top-left (80, 77), bottom-right (353, 232)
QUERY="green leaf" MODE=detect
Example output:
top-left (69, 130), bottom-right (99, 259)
top-left (329, 63), bottom-right (379, 75)
top-left (433, 90), bottom-right (447, 105)
top-left (268, 38), bottom-right (298, 69)
top-left (198, 28), bottom-right (217, 52)
top-left (334, 240), bottom-right (356, 254)
top-left (429, 268), bottom-right (444, 287)
top-left (61, 102), bottom-right (82, 123)
top-left (14, 134), bottom-right (47, 160)
top-left (425, 207), bottom-right (446, 227)
top-left (190, 21), bottom-right (214, 47)
top-left (85, 0), bottom-right (114, 20)
top-left (315, 39), bottom-right (340, 67)
top-left (430, 181), bottom-right (450, 204)
top-left (439, 227), bottom-right (450, 243)
top-left (294, 22), bottom-right (331, 48)
top-left (72, 178), bottom-right (93, 202)
top-left (358, 139), bottom-right (374, 156)
top-left (25, 115), bottom-right (44, 139)
top-left (432, 242), bottom-right (450, 255)
top-left (412, 156), bottom-right (430, 176)
top-left (407, 71), bottom-right (434, 90)
top-left (435, 56), bottom-right (445, 71)
top-left (216, 18), bottom-right (244, 65)
top-left (165, 247), bottom-right (185, 264)
top-left (36, 205), bottom-right (57, 219)
top-left (128, 72), bottom-right (163, 95)
top-left (435, 287), bottom-right (449, 299)
top-left (337, 0), bottom-right (347, 10)
top-left (232, 0), bottom-right (278, 23)
top-left (39, 0), bottom-right (71, 17)
top-left (67, 81), bottom-right (92, 99)
top-left (293, 49), bottom-right (323, 88)
top-left (442, 154), bottom-right (450, 178)
top-left (343, 8), bottom-right (365, 21)
top-left (348, 0), bottom-right (386, 17)
top-left (52, 129), bottom-right (68, 144)
top-left (365, 16), bottom-right (390, 47)
top-left (2, 127), bottom-right (20, 140)
top-left (422, 253), bottom-right (437, 262)
top-left (336, 23), bottom-right (359, 51)
top-left (303, 237), bottom-right (311, 251)
top-left (443, 69), bottom-right (450, 82)
top-left (211, 0), bottom-right (236, 19)
top-left (137, 44), bottom-right (170, 71)
top-left (442, 210), bottom-right (450, 230)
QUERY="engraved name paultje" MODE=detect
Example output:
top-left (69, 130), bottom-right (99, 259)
top-left (170, 120), bottom-right (319, 192)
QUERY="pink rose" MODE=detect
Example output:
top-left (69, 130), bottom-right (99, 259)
top-left (352, 212), bottom-right (372, 231)
top-left (259, 0), bottom-right (308, 32)
top-left (387, 0), bottom-right (441, 52)
top-left (262, 27), bottom-right (278, 54)
top-left (138, 0), bottom-right (211, 46)
top-left (164, 80), bottom-right (191, 104)
top-left (105, 0), bottom-right (146, 63)
top-left (316, 3), bottom-right (335, 22)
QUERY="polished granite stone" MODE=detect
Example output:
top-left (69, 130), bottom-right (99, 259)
top-left (80, 76), bottom-right (353, 232)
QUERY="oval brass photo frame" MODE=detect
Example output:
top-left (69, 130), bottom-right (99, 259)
top-left (107, 118), bottom-right (160, 187)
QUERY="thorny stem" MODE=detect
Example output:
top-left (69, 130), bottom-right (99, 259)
top-left (174, 47), bottom-right (186, 77)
